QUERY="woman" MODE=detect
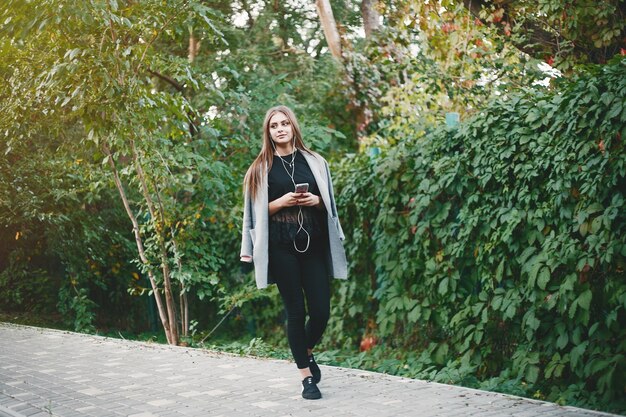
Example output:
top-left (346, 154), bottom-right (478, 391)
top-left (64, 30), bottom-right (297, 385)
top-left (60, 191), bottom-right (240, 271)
top-left (240, 105), bottom-right (347, 400)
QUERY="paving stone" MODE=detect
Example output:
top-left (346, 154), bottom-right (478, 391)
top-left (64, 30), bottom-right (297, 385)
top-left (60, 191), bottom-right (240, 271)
top-left (0, 322), bottom-right (621, 417)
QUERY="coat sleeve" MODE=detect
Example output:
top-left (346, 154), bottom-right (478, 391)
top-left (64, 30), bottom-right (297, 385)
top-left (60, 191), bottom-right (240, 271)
top-left (240, 185), bottom-right (254, 261)
top-left (324, 159), bottom-right (345, 241)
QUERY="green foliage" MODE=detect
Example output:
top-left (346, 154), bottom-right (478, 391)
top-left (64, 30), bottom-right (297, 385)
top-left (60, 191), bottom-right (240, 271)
top-left (0, 252), bottom-right (57, 314)
top-left (202, 337), bottom-right (291, 360)
top-left (503, 0), bottom-right (625, 69)
top-left (330, 58), bottom-right (626, 413)
top-left (57, 286), bottom-right (97, 333)
top-left (424, 0), bottom-right (626, 70)
top-left (340, 2), bottom-right (548, 146)
top-left (0, 0), bottom-right (351, 339)
top-left (2, 0), bottom-right (625, 411)
top-left (0, 99), bottom-right (143, 332)
top-left (0, 0), bottom-right (254, 337)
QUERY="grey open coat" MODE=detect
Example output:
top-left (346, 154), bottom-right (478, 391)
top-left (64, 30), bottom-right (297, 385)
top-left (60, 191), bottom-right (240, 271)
top-left (240, 150), bottom-right (348, 289)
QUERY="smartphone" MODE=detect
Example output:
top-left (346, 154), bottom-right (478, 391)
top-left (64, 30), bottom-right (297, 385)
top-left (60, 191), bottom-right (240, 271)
top-left (295, 183), bottom-right (309, 194)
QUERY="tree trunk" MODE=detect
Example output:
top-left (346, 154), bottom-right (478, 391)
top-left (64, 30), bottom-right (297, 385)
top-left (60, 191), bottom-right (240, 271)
top-left (315, 0), bottom-right (342, 61)
top-left (361, 0), bottom-right (381, 38)
top-left (171, 234), bottom-right (189, 337)
top-left (180, 289), bottom-right (189, 338)
top-left (188, 29), bottom-right (200, 63)
top-left (102, 142), bottom-right (176, 345)
top-left (131, 140), bottom-right (179, 345)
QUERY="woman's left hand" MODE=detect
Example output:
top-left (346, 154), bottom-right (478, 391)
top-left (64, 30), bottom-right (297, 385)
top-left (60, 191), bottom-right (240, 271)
top-left (296, 192), bottom-right (322, 208)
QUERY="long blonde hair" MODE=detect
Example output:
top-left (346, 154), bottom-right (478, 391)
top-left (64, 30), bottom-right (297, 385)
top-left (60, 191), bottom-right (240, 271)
top-left (244, 105), bottom-right (312, 200)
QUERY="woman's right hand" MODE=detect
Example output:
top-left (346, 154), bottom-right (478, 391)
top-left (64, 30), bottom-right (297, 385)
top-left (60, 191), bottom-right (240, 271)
top-left (278, 192), bottom-right (303, 208)
top-left (269, 192), bottom-right (301, 215)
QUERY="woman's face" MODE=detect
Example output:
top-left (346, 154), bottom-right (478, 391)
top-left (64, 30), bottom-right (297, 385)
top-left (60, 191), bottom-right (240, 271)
top-left (268, 112), bottom-right (294, 147)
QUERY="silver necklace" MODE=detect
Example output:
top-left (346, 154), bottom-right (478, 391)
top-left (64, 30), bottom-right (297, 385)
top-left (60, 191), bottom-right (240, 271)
top-left (277, 148), bottom-right (296, 176)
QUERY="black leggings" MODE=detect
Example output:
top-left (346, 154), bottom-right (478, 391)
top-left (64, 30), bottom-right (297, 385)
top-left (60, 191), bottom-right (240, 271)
top-left (268, 239), bottom-right (330, 369)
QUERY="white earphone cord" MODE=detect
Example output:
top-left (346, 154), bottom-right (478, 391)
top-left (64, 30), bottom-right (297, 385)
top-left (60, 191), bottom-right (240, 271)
top-left (271, 139), bottom-right (310, 253)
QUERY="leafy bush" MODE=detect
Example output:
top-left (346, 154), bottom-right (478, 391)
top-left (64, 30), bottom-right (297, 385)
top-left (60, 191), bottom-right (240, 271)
top-left (201, 337), bottom-right (291, 360)
top-left (330, 58), bottom-right (626, 413)
top-left (0, 247), bottom-right (58, 314)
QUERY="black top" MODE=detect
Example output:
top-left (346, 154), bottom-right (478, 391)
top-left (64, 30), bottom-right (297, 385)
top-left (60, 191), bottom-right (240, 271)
top-left (268, 150), bottom-right (327, 245)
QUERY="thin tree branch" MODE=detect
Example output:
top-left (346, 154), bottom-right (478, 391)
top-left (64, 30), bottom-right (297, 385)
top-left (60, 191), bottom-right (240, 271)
top-left (102, 140), bottom-right (174, 344)
top-left (131, 140), bottom-right (179, 344)
top-left (146, 69), bottom-right (184, 93)
top-left (135, 0), bottom-right (191, 74)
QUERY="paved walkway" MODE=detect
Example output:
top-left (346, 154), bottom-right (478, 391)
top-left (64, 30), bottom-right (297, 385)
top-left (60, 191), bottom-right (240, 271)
top-left (0, 323), bottom-right (620, 417)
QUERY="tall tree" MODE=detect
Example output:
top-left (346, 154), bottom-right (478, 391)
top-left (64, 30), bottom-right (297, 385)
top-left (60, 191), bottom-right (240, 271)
top-left (1, 0), bottom-right (228, 345)
top-left (361, 0), bottom-right (381, 38)
top-left (315, 0), bottom-right (343, 60)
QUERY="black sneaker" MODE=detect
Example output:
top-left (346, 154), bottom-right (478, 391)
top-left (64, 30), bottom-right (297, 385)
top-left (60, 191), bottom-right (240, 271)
top-left (308, 354), bottom-right (321, 384)
top-left (301, 376), bottom-right (322, 400)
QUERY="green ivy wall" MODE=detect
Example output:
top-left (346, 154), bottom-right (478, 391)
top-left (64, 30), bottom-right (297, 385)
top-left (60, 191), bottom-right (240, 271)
top-left (328, 59), bottom-right (626, 411)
